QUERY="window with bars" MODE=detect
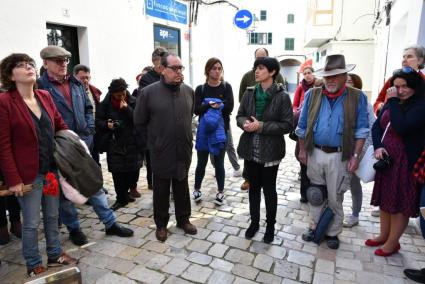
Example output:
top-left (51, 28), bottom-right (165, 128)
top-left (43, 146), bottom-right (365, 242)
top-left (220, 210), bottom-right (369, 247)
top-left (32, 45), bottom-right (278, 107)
top-left (260, 10), bottom-right (267, 21)
top-left (249, 32), bottom-right (273, 45)
top-left (287, 14), bottom-right (295, 23)
top-left (285, 38), bottom-right (295, 50)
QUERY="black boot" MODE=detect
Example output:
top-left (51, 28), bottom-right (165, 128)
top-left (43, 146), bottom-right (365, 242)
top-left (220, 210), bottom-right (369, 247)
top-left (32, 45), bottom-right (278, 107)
top-left (404, 268), bottom-right (425, 283)
top-left (69, 229), bottom-right (88, 246)
top-left (245, 222), bottom-right (259, 239)
top-left (105, 223), bottom-right (134, 237)
top-left (263, 223), bottom-right (275, 244)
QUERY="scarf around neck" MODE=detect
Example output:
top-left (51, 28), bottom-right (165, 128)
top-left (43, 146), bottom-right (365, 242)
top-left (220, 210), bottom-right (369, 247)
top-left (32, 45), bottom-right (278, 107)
top-left (322, 85), bottom-right (346, 100)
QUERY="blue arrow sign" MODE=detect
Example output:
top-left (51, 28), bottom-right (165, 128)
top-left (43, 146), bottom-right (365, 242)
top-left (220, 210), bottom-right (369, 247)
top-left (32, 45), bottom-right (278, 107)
top-left (234, 9), bottom-right (253, 29)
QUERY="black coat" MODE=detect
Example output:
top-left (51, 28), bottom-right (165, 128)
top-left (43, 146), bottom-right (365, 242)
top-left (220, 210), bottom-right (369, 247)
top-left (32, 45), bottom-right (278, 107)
top-left (138, 70), bottom-right (161, 90)
top-left (237, 83), bottom-right (293, 163)
top-left (372, 96), bottom-right (425, 170)
top-left (95, 92), bottom-right (142, 173)
top-left (134, 79), bottom-right (194, 180)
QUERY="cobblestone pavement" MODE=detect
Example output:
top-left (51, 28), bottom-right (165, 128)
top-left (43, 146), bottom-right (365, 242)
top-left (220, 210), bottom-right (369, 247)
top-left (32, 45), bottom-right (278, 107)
top-left (0, 128), bottom-right (424, 283)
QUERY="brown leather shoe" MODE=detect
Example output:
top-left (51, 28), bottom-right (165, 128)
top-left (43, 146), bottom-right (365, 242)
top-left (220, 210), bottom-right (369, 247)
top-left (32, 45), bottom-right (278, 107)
top-left (155, 227), bottom-right (168, 242)
top-left (0, 226), bottom-right (10, 245)
top-left (177, 222), bottom-right (197, 235)
top-left (240, 180), bottom-right (250, 191)
top-left (10, 221), bottom-right (22, 239)
top-left (129, 187), bottom-right (141, 198)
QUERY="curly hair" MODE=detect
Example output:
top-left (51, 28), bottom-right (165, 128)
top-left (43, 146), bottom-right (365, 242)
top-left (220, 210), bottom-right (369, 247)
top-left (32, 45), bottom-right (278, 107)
top-left (253, 57), bottom-right (281, 80)
top-left (0, 53), bottom-right (36, 91)
top-left (108, 77), bottom-right (129, 93)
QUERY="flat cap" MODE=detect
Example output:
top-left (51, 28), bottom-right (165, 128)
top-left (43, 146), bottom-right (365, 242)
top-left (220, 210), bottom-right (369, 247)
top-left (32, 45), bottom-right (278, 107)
top-left (40, 45), bottom-right (71, 59)
top-left (306, 184), bottom-right (327, 207)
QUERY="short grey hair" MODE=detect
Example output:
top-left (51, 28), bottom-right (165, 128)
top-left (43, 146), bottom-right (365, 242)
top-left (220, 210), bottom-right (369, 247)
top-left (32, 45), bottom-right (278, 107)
top-left (404, 44), bottom-right (425, 69)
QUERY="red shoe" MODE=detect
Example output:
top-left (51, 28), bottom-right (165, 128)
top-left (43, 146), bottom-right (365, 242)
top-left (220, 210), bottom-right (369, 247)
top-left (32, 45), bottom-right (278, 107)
top-left (365, 239), bottom-right (386, 247)
top-left (374, 243), bottom-right (401, 257)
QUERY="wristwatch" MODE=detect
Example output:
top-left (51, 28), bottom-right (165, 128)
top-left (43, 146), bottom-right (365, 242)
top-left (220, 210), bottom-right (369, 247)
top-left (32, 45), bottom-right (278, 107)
top-left (353, 153), bottom-right (359, 159)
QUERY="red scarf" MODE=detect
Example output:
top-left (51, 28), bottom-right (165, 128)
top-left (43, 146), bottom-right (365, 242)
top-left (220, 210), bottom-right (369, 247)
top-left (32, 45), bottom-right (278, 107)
top-left (111, 95), bottom-right (128, 111)
top-left (322, 85), bottom-right (346, 100)
top-left (43, 172), bottom-right (59, 197)
top-left (414, 149), bottom-right (425, 184)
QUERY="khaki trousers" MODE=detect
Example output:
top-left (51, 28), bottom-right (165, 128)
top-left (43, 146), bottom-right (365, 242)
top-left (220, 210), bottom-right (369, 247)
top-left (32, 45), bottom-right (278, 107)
top-left (307, 148), bottom-right (351, 236)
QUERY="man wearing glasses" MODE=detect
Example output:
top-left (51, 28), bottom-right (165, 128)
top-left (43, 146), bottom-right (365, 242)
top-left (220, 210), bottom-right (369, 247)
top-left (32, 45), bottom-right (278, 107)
top-left (37, 45), bottom-right (134, 246)
top-left (134, 53), bottom-right (197, 242)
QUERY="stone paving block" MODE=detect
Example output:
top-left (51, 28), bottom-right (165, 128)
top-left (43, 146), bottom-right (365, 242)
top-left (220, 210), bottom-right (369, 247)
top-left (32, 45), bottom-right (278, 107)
top-left (287, 250), bottom-right (315, 268)
top-left (187, 239), bottom-right (213, 253)
top-left (127, 265), bottom-right (166, 284)
top-left (206, 231), bottom-right (227, 243)
top-left (255, 272), bottom-right (282, 284)
top-left (208, 243), bottom-right (229, 258)
top-left (161, 258), bottom-right (191, 275)
top-left (133, 249), bottom-right (158, 265)
top-left (209, 258), bottom-right (234, 272)
top-left (356, 271), bottom-right (384, 283)
top-left (221, 225), bottom-right (240, 235)
top-left (273, 259), bottom-right (299, 279)
top-left (145, 254), bottom-right (172, 270)
top-left (312, 272), bottom-right (334, 284)
top-left (163, 276), bottom-right (193, 284)
top-left (95, 272), bottom-right (137, 284)
top-left (88, 240), bottom-right (129, 257)
top-left (335, 257), bottom-right (362, 271)
top-left (186, 251), bottom-right (213, 265)
top-left (299, 266), bottom-right (313, 283)
top-left (80, 252), bottom-right (114, 269)
top-left (207, 270), bottom-right (235, 284)
top-left (232, 263), bottom-right (259, 280)
top-left (281, 279), bottom-right (303, 284)
top-left (253, 254), bottom-right (274, 271)
top-left (181, 264), bottom-right (213, 283)
top-left (315, 259), bottom-right (335, 274)
top-left (224, 235), bottom-right (251, 250)
top-left (106, 257), bottom-right (136, 274)
top-left (190, 227), bottom-right (212, 240)
top-left (224, 249), bottom-right (254, 265)
top-left (143, 240), bottom-right (170, 253)
top-left (232, 277), bottom-right (258, 284)
top-left (166, 233), bottom-right (193, 249)
top-left (335, 269), bottom-right (355, 281)
top-left (249, 241), bottom-right (287, 259)
top-left (206, 222), bottom-right (225, 231)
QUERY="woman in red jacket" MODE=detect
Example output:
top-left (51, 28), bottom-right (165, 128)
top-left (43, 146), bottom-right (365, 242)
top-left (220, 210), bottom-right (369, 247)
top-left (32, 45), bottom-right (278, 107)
top-left (373, 44), bottom-right (425, 115)
top-left (0, 54), bottom-right (76, 277)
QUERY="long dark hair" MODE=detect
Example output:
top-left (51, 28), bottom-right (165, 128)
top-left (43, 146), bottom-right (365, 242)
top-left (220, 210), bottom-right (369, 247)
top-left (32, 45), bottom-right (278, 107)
top-left (204, 57), bottom-right (223, 82)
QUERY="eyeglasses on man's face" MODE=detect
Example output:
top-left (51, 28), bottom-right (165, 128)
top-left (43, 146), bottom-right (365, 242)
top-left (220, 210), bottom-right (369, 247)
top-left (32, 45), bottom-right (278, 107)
top-left (15, 62), bottom-right (36, 69)
top-left (166, 65), bottom-right (185, 72)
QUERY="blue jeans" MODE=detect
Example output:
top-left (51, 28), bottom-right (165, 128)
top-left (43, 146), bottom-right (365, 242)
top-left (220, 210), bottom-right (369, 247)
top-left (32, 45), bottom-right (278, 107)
top-left (195, 149), bottom-right (225, 191)
top-left (60, 189), bottom-right (116, 231)
top-left (18, 175), bottom-right (62, 269)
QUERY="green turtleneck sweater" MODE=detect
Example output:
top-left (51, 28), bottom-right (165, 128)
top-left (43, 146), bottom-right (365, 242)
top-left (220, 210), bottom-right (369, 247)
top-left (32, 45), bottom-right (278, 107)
top-left (255, 84), bottom-right (269, 120)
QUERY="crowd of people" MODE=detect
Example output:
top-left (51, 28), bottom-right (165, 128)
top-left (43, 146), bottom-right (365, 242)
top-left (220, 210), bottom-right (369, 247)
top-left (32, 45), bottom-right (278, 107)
top-left (0, 44), bottom-right (424, 282)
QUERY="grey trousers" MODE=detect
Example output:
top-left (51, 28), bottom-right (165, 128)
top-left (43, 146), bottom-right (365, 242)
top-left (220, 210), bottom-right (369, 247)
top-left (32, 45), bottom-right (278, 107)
top-left (307, 149), bottom-right (351, 236)
top-left (350, 175), bottom-right (362, 217)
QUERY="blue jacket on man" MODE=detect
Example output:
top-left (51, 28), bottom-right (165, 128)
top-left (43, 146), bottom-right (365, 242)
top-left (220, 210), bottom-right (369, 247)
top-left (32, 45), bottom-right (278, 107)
top-left (38, 72), bottom-right (95, 147)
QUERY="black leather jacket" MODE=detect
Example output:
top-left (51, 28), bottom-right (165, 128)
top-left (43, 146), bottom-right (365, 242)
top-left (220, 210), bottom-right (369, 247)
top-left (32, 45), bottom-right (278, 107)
top-left (236, 83), bottom-right (293, 163)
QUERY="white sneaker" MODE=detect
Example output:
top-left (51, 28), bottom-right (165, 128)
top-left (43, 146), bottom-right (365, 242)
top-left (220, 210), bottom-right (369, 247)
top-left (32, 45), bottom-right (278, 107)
top-left (193, 190), bottom-right (202, 202)
top-left (233, 169), bottom-right (242, 177)
top-left (343, 215), bottom-right (359, 228)
top-left (213, 192), bottom-right (224, 206)
top-left (371, 209), bottom-right (380, 217)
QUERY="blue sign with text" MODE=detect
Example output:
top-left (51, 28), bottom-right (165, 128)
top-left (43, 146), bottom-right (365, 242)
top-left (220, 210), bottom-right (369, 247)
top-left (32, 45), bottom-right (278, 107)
top-left (145, 0), bottom-right (188, 25)
top-left (234, 9), bottom-right (253, 29)
top-left (154, 26), bottom-right (179, 44)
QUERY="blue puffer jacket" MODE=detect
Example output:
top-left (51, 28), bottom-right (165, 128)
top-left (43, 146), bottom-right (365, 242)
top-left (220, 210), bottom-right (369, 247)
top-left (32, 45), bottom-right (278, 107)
top-left (195, 98), bottom-right (227, 155)
top-left (38, 73), bottom-right (95, 147)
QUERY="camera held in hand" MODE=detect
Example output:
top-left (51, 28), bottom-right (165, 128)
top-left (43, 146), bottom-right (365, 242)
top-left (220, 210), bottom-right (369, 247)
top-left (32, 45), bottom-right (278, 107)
top-left (373, 153), bottom-right (393, 171)
top-left (112, 120), bottom-right (122, 129)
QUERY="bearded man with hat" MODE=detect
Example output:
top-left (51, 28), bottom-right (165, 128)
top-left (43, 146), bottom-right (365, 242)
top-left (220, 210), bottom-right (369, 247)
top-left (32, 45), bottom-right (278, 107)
top-left (37, 45), bottom-right (134, 246)
top-left (295, 54), bottom-right (369, 249)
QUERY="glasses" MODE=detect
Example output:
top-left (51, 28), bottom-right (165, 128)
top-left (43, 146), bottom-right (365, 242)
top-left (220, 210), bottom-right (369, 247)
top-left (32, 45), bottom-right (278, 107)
top-left (166, 65), bottom-right (185, 72)
top-left (15, 62), bottom-right (36, 69)
top-left (51, 58), bottom-right (70, 65)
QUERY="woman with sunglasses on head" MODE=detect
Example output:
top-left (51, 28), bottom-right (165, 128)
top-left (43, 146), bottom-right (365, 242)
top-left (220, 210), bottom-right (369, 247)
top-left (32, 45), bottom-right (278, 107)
top-left (0, 53), bottom-right (76, 277)
top-left (193, 57), bottom-right (234, 206)
top-left (237, 57), bottom-right (293, 243)
top-left (366, 68), bottom-right (425, 256)
top-left (374, 44), bottom-right (425, 115)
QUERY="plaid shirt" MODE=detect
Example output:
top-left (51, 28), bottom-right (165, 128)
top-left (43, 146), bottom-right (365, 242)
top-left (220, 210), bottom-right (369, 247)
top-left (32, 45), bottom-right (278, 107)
top-left (251, 133), bottom-right (281, 167)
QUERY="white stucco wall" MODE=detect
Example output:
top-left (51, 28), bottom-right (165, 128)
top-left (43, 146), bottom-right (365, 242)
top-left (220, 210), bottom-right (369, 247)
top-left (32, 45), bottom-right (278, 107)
top-left (0, 0), bottom-right (189, 94)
